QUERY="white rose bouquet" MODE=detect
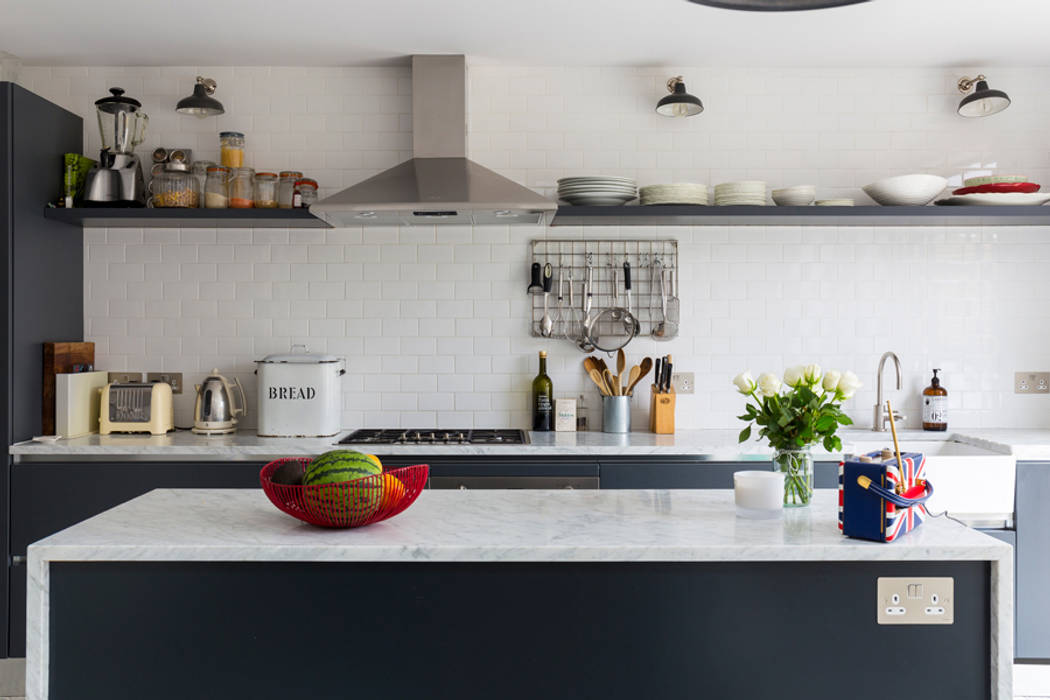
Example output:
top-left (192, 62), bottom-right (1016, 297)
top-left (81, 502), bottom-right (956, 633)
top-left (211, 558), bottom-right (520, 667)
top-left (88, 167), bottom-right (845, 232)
top-left (733, 365), bottom-right (861, 505)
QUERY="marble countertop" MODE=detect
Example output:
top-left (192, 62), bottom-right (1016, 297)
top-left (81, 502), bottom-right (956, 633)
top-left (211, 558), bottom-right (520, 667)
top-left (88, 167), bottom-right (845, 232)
top-left (27, 488), bottom-right (1009, 564)
top-left (6, 427), bottom-right (992, 461)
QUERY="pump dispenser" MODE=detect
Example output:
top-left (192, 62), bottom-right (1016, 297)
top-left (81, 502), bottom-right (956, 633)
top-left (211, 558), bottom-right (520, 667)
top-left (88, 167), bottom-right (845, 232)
top-left (922, 369), bottom-right (948, 431)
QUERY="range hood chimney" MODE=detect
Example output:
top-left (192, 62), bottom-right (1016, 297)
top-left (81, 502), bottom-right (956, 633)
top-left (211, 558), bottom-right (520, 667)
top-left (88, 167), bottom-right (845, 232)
top-left (310, 55), bottom-right (556, 226)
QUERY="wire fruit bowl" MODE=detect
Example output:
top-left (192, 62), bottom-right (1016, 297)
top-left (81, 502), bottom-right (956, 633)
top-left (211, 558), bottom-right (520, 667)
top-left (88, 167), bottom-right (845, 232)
top-left (259, 458), bottom-right (429, 528)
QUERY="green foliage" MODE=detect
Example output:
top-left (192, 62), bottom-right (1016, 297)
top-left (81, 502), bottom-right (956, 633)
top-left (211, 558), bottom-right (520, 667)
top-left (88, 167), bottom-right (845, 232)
top-left (736, 381), bottom-right (853, 451)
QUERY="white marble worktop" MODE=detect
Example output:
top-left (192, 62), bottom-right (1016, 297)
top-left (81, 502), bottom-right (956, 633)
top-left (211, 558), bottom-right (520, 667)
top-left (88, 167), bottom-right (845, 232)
top-left (7, 426), bottom-right (1010, 461)
top-left (24, 488), bottom-right (1013, 699)
top-left (27, 488), bottom-right (1008, 564)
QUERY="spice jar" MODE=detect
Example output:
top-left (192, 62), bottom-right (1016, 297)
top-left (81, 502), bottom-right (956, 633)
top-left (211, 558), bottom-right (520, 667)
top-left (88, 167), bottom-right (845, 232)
top-left (278, 171), bottom-right (303, 209)
top-left (204, 166), bottom-right (230, 209)
top-left (229, 167), bottom-right (255, 208)
top-left (253, 172), bottom-right (278, 208)
top-left (219, 131), bottom-right (245, 168)
top-left (191, 160), bottom-right (214, 208)
top-left (295, 178), bottom-right (318, 208)
top-left (152, 162), bottom-right (197, 208)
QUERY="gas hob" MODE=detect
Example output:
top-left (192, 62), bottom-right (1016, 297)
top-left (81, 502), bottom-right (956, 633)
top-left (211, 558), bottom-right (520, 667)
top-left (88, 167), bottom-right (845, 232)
top-left (339, 429), bottom-right (529, 446)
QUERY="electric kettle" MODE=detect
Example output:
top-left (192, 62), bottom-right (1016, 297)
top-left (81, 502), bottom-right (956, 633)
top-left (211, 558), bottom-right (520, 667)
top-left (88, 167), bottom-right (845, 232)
top-left (192, 369), bottom-right (246, 435)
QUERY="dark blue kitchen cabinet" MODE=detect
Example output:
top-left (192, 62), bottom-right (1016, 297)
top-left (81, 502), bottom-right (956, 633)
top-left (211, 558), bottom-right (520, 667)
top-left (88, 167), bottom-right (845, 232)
top-left (1016, 462), bottom-right (1050, 661)
top-left (1, 82), bottom-right (84, 658)
top-left (598, 458), bottom-right (841, 490)
top-left (8, 461), bottom-right (265, 657)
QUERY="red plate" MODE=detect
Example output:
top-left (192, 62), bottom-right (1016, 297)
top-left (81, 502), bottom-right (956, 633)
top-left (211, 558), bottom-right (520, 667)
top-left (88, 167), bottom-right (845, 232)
top-left (953, 182), bottom-right (1040, 195)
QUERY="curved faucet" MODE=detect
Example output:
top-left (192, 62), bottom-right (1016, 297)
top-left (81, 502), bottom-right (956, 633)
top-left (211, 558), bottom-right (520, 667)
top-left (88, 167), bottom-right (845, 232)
top-left (873, 351), bottom-right (905, 431)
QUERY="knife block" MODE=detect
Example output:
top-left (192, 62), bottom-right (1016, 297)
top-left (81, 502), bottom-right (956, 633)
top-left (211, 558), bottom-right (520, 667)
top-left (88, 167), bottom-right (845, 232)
top-left (649, 385), bottom-right (676, 434)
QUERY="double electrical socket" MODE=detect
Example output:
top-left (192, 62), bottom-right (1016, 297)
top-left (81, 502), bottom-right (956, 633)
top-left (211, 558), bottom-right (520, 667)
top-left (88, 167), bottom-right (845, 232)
top-left (877, 576), bottom-right (954, 625)
top-left (670, 372), bottom-right (695, 394)
top-left (1015, 372), bottom-right (1050, 394)
top-left (106, 371), bottom-right (183, 394)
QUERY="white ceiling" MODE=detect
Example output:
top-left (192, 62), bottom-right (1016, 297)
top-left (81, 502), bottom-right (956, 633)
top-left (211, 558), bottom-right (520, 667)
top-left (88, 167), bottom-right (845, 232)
top-left (2, 0), bottom-right (1049, 67)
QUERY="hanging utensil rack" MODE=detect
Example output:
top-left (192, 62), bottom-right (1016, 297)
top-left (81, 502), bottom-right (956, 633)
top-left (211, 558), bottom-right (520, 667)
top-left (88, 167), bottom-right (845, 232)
top-left (529, 239), bottom-right (679, 345)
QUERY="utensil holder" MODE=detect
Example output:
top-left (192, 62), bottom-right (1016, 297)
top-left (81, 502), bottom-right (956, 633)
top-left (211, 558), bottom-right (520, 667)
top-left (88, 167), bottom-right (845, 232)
top-left (602, 395), bottom-right (632, 433)
top-left (649, 385), bottom-right (676, 434)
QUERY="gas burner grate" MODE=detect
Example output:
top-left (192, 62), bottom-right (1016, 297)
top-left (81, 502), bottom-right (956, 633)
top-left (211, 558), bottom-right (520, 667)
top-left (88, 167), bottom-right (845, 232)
top-left (339, 429), bottom-right (529, 446)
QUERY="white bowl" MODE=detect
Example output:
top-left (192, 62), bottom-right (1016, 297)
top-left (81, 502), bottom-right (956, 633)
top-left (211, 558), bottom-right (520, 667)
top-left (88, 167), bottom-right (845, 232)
top-left (772, 186), bottom-right (816, 206)
top-left (862, 174), bottom-right (947, 206)
top-left (816, 199), bottom-right (854, 206)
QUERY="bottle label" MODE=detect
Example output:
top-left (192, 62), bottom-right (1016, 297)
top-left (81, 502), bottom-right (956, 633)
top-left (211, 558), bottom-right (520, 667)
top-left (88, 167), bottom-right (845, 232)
top-left (923, 395), bottom-right (948, 424)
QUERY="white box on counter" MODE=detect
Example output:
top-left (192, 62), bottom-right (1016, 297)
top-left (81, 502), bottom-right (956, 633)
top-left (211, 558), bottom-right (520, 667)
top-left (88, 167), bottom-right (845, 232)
top-left (555, 398), bottom-right (576, 432)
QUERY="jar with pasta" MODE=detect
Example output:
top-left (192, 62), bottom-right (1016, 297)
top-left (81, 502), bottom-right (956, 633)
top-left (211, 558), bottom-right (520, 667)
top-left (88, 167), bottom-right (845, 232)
top-left (278, 171), bottom-right (302, 208)
top-left (253, 172), bottom-right (278, 208)
top-left (219, 131), bottom-right (245, 168)
top-left (152, 163), bottom-right (197, 208)
top-left (204, 166), bottom-right (230, 208)
top-left (229, 167), bottom-right (255, 208)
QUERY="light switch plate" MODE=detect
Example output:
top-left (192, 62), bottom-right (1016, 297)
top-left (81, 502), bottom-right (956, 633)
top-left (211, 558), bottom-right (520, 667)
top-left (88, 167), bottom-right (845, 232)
top-left (1015, 372), bottom-right (1050, 394)
top-left (877, 576), bottom-right (954, 625)
top-left (107, 371), bottom-right (143, 384)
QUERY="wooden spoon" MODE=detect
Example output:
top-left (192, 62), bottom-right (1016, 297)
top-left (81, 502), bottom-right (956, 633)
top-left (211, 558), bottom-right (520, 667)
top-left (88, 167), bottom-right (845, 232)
top-left (625, 365), bottom-right (641, 396)
top-left (583, 356), bottom-right (601, 376)
top-left (625, 357), bottom-right (653, 396)
top-left (617, 349), bottom-right (626, 377)
top-left (604, 369), bottom-right (620, 396)
top-left (588, 368), bottom-right (610, 396)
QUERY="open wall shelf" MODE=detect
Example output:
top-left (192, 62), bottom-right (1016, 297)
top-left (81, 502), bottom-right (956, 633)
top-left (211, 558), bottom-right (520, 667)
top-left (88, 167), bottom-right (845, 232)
top-left (44, 207), bottom-right (330, 229)
top-left (550, 205), bottom-right (1050, 227)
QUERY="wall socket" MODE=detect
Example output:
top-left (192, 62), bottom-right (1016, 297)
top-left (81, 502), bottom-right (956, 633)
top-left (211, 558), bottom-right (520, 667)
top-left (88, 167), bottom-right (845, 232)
top-left (107, 372), bottom-right (143, 384)
top-left (1015, 372), bottom-right (1050, 394)
top-left (671, 372), bottom-right (694, 394)
top-left (147, 372), bottom-right (183, 394)
top-left (877, 576), bottom-right (954, 625)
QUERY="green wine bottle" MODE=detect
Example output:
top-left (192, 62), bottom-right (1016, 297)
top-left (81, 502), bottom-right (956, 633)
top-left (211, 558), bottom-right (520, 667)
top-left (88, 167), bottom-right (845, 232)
top-left (532, 350), bottom-right (554, 431)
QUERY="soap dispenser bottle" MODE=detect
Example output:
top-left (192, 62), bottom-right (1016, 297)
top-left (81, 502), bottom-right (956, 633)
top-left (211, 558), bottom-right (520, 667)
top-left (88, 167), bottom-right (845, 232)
top-left (922, 369), bottom-right (948, 432)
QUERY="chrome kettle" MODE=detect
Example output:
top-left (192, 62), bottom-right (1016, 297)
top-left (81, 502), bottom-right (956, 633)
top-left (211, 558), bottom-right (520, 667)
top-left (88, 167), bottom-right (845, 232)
top-left (192, 369), bottom-right (246, 435)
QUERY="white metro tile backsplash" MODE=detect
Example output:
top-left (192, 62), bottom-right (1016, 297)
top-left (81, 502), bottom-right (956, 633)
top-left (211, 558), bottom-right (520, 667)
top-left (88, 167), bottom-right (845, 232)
top-left (17, 64), bottom-right (1050, 430)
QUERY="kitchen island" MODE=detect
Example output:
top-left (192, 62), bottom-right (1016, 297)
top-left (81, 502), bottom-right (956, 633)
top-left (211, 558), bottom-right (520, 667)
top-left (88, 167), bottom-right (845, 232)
top-left (27, 489), bottom-right (1011, 700)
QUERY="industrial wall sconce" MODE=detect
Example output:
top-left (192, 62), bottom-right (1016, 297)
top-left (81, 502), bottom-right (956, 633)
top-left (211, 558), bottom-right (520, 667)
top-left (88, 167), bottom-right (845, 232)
top-left (957, 74), bottom-right (1010, 117)
top-left (176, 76), bottom-right (225, 117)
top-left (656, 77), bottom-right (704, 117)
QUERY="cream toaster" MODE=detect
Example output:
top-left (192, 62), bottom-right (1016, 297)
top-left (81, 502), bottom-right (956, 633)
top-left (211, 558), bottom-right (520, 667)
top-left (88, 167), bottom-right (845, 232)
top-left (99, 382), bottom-right (174, 435)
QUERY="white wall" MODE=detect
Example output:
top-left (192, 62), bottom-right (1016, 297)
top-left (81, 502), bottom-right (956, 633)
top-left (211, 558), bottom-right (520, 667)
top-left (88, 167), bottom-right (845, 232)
top-left (16, 64), bottom-right (1050, 431)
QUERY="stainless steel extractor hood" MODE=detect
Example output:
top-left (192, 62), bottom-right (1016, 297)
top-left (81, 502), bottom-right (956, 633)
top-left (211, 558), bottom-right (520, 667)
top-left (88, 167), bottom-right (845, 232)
top-left (311, 55), bottom-right (556, 226)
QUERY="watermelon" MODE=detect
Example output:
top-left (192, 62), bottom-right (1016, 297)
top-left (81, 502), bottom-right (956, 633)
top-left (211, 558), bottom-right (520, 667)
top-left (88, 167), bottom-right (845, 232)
top-left (302, 450), bottom-right (383, 522)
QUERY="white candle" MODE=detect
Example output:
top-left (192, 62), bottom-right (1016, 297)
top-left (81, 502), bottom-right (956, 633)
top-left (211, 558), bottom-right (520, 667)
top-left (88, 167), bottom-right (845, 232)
top-left (734, 470), bottom-right (785, 517)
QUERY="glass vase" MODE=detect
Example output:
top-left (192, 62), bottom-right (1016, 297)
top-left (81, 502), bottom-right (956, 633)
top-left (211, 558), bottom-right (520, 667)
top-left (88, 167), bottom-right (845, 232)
top-left (773, 447), bottom-right (813, 507)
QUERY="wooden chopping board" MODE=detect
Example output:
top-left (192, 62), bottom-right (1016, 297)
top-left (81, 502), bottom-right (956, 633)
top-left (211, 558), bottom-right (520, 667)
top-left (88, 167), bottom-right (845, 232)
top-left (42, 342), bottom-right (95, 435)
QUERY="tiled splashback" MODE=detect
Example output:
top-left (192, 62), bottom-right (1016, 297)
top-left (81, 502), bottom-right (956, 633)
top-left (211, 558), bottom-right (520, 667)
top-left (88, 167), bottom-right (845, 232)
top-left (16, 65), bottom-right (1050, 430)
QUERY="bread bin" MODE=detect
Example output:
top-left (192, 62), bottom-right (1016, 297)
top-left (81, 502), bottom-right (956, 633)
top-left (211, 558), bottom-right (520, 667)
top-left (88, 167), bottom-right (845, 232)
top-left (255, 346), bottom-right (345, 437)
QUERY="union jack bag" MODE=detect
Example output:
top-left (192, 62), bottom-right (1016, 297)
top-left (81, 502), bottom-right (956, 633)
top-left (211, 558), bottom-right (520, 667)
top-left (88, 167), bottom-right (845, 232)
top-left (838, 451), bottom-right (934, 543)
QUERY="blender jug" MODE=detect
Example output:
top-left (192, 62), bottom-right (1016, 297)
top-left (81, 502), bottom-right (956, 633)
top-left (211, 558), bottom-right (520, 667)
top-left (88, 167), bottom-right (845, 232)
top-left (83, 87), bottom-right (149, 206)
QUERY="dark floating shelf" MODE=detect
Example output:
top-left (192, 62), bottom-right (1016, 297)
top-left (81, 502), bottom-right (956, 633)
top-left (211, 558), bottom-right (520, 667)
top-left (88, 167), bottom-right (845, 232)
top-left (550, 204), bottom-right (1050, 227)
top-left (44, 207), bottom-right (330, 229)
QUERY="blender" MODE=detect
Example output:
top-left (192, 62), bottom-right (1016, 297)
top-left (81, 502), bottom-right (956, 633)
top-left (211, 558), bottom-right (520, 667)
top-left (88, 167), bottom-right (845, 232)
top-left (82, 87), bottom-right (149, 206)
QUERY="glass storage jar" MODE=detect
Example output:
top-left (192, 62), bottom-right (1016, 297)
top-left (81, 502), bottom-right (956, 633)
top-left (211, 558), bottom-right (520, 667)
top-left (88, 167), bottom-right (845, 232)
top-left (204, 165), bottom-right (230, 209)
top-left (254, 172), bottom-right (278, 208)
top-left (219, 131), bottom-right (245, 168)
top-left (152, 162), bottom-right (197, 208)
top-left (191, 160), bottom-right (215, 208)
top-left (278, 171), bottom-right (303, 208)
top-left (295, 178), bottom-right (318, 207)
top-left (229, 167), bottom-right (255, 208)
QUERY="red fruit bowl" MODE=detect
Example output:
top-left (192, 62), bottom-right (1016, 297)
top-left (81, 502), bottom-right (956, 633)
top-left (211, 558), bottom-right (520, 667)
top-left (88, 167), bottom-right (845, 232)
top-left (260, 458), bottom-right (429, 528)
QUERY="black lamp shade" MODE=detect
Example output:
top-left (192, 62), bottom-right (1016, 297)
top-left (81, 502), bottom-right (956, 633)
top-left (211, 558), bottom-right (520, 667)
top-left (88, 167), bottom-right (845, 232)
top-left (656, 82), bottom-right (704, 117)
top-left (176, 82), bottom-right (225, 117)
top-left (958, 80), bottom-right (1011, 118)
top-left (687, 0), bottom-right (869, 9)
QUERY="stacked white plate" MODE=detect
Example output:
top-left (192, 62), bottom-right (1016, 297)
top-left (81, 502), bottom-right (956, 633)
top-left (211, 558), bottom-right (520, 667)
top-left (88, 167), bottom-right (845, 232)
top-left (639, 183), bottom-right (708, 206)
top-left (557, 176), bottom-right (637, 206)
top-left (714, 181), bottom-right (767, 206)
